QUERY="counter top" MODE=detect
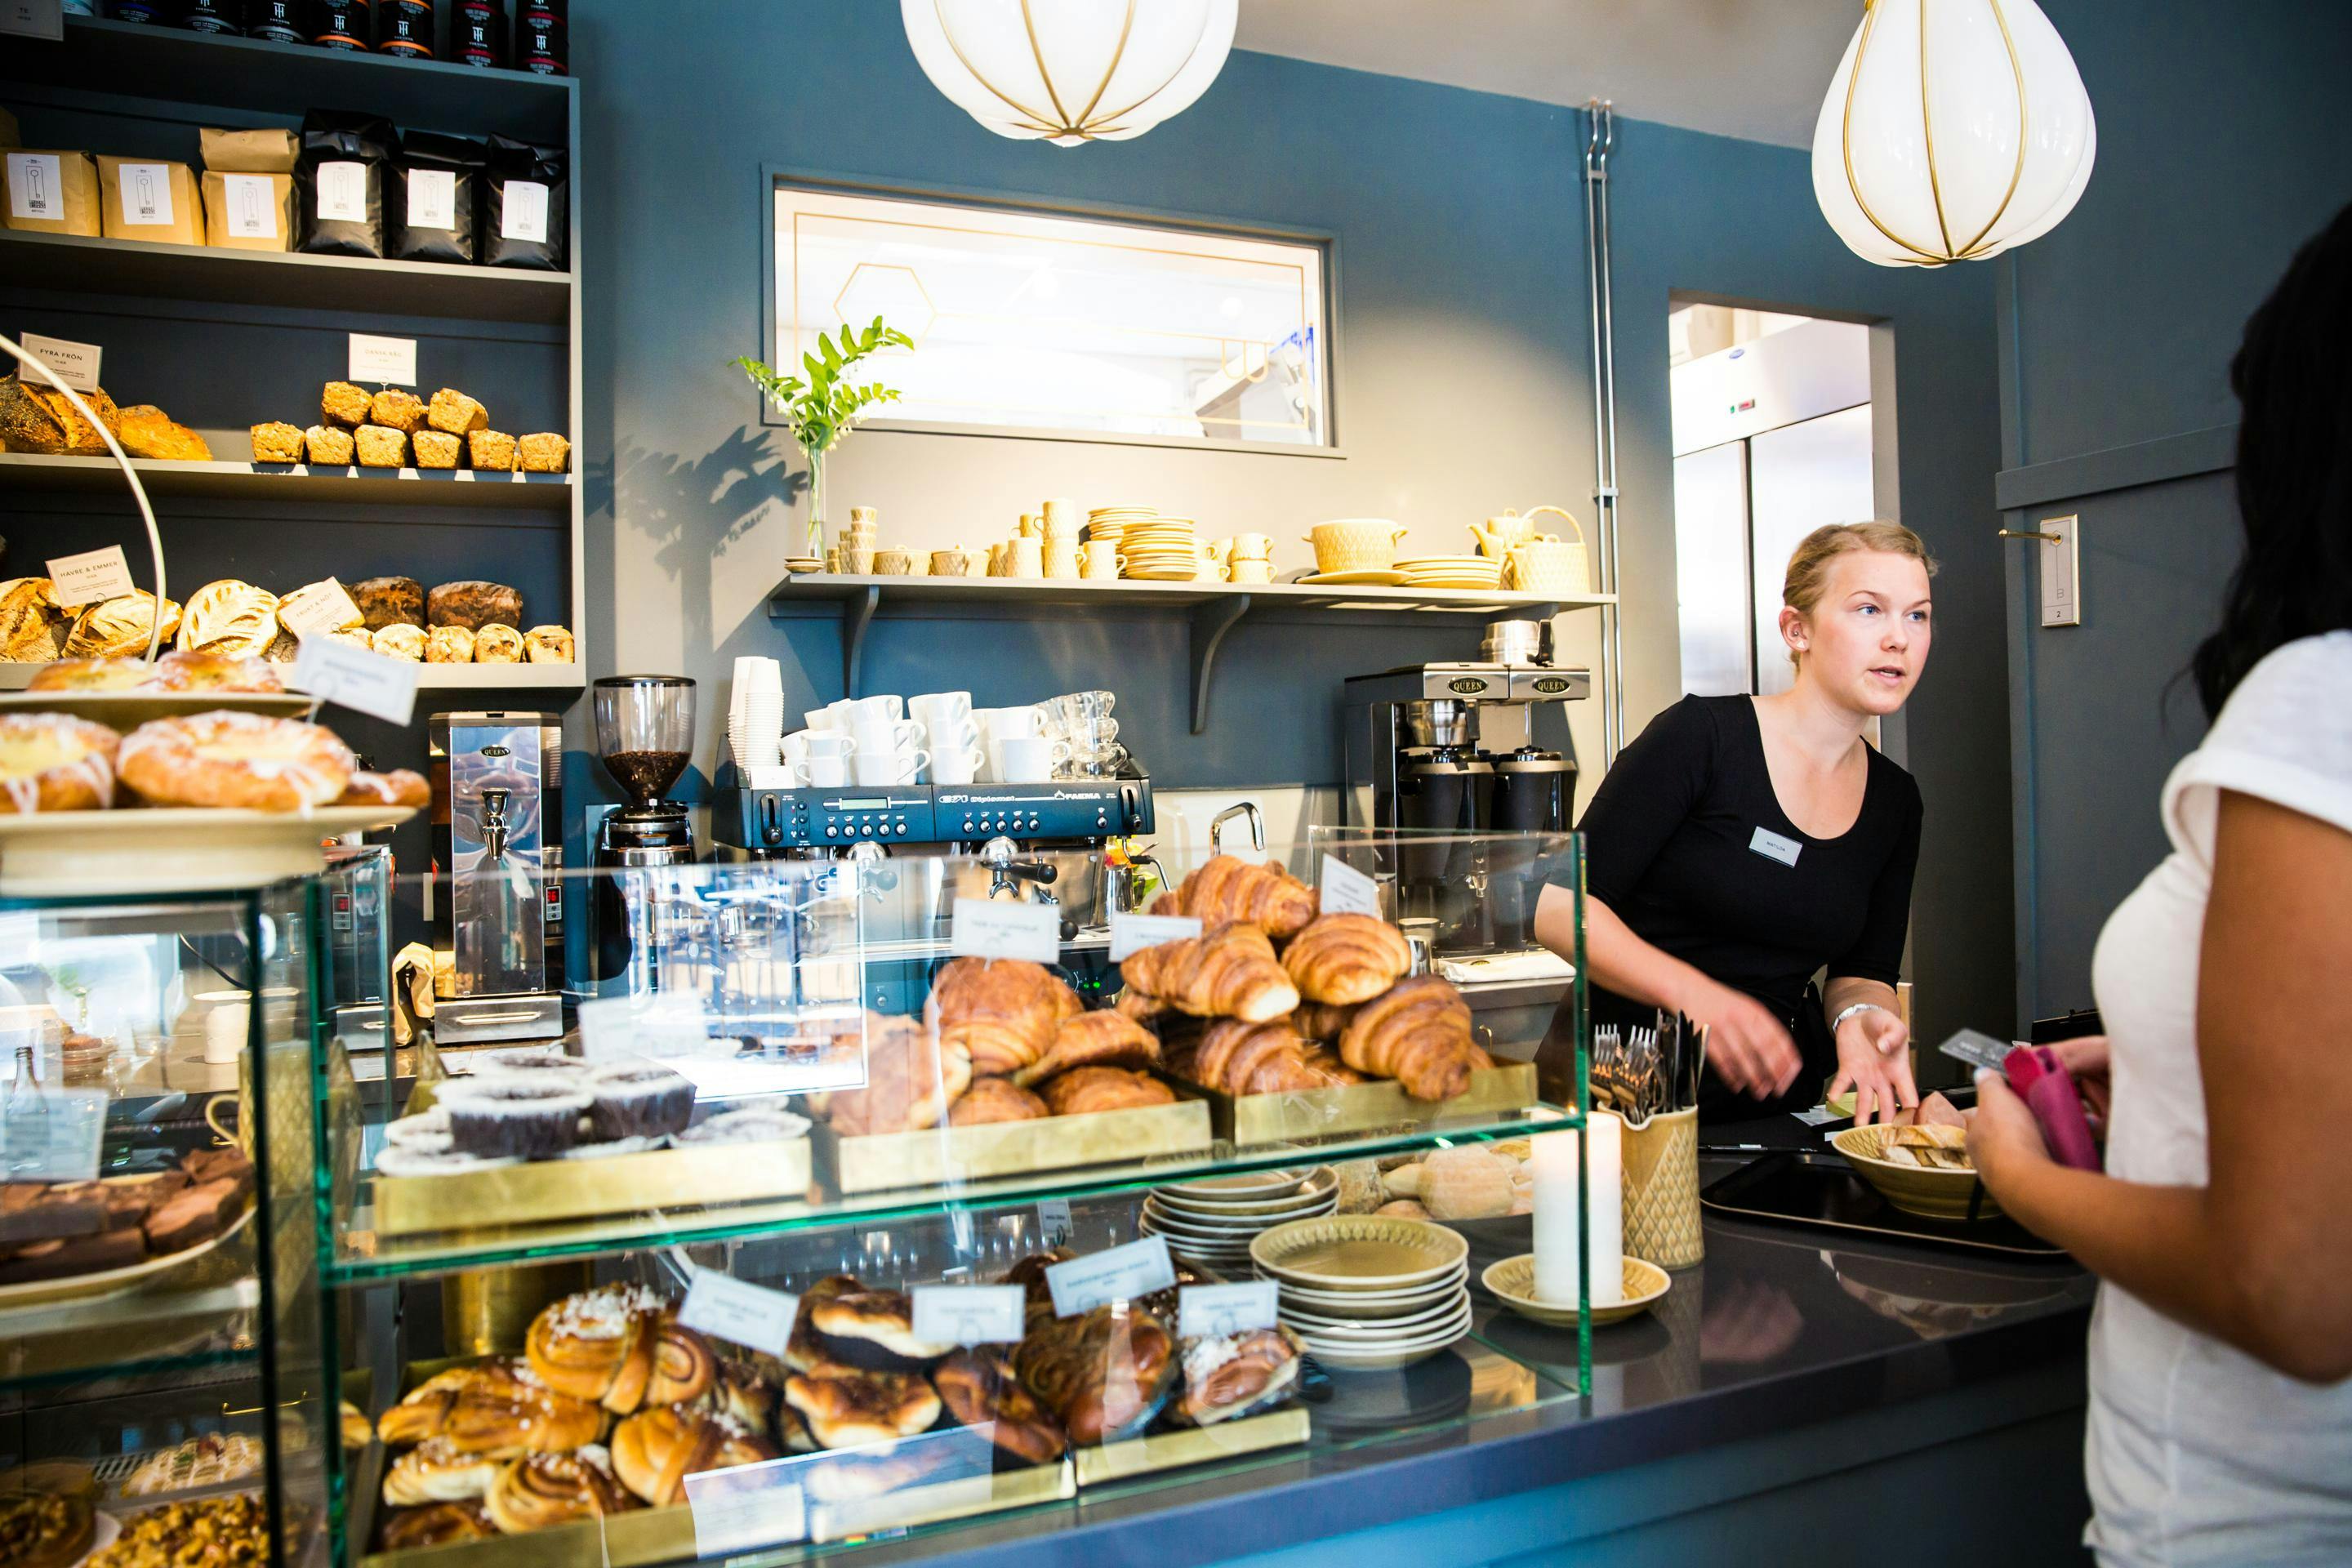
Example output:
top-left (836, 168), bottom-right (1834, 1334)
top-left (849, 1116), bottom-right (2093, 1568)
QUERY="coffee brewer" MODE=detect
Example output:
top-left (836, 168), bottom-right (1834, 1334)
top-left (1339, 624), bottom-right (1589, 952)
top-left (587, 675), bottom-right (698, 989)
top-left (428, 712), bottom-right (565, 1042)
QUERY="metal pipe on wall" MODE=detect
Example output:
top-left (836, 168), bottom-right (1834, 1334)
top-left (1583, 101), bottom-right (1625, 764)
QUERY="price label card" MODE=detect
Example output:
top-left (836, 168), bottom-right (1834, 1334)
top-left (501, 178), bottom-right (550, 243)
top-left (1178, 1279), bottom-right (1281, 1339)
top-left (116, 162), bottom-right (174, 227)
top-left (6, 152), bottom-right (64, 220)
top-left (2, 1088), bottom-right (109, 1184)
top-left (290, 633), bottom-right (419, 725)
top-left (21, 333), bottom-right (101, 394)
top-left (1034, 1197), bottom-right (1072, 1247)
top-left (1107, 911), bottom-right (1200, 961)
top-left (574, 990), bottom-right (713, 1064)
top-left (220, 172), bottom-right (278, 239)
top-left (45, 545), bottom-right (136, 608)
top-left (404, 167), bottom-right (457, 230)
top-left (684, 1462), bottom-right (805, 1557)
top-left (276, 577), bottom-right (365, 638)
top-left (1045, 1235), bottom-right (1176, 1318)
top-left (0, 2), bottom-right (66, 43)
top-left (677, 1268), bottom-right (797, 1360)
top-left (314, 159), bottom-right (368, 223)
top-left (950, 898), bottom-right (1059, 964)
top-left (911, 1284), bottom-right (1026, 1347)
top-left (1320, 853), bottom-right (1383, 917)
top-left (348, 332), bottom-right (416, 386)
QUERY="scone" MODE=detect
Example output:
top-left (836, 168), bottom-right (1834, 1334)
top-left (412, 430), bottom-right (461, 468)
top-left (426, 626), bottom-right (475, 664)
top-left (467, 430), bottom-right (517, 471)
top-left (250, 421), bottom-right (305, 464)
top-left (428, 387), bottom-right (488, 435)
top-left (372, 624), bottom-right (427, 661)
top-left (354, 425), bottom-right (408, 467)
top-left (321, 380), bottom-right (373, 428)
top-left (518, 432), bottom-right (569, 473)
top-left (472, 625), bottom-right (523, 662)
top-left (523, 626), bottom-right (574, 662)
top-left (304, 424), bottom-right (356, 466)
top-left (369, 388), bottom-right (427, 434)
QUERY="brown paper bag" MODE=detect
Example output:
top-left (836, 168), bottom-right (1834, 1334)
top-left (203, 170), bottom-right (296, 252)
top-left (99, 157), bottom-right (203, 246)
top-left (2, 149), bottom-right (100, 237)
top-left (198, 127), bottom-right (299, 175)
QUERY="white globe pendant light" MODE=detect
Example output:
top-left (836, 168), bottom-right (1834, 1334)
top-left (901, 0), bottom-right (1238, 147)
top-left (1812, 0), bottom-right (2096, 267)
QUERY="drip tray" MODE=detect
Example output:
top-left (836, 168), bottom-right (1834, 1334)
top-left (1701, 1151), bottom-right (2068, 1258)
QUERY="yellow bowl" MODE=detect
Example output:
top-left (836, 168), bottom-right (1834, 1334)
top-left (1303, 519), bottom-right (1409, 575)
top-left (1831, 1125), bottom-right (2002, 1222)
top-left (1481, 1253), bottom-right (1669, 1328)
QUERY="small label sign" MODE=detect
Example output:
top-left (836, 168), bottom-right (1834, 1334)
top-left (574, 990), bottom-right (712, 1064)
top-left (1045, 1236), bottom-right (1176, 1318)
top-left (1034, 1197), bottom-right (1072, 1247)
top-left (115, 162), bottom-right (175, 227)
top-left (501, 178), bottom-right (550, 243)
top-left (0, 2), bottom-right (66, 43)
top-left (290, 633), bottom-right (419, 725)
top-left (911, 1284), bottom-right (1026, 1347)
top-left (276, 577), bottom-right (365, 638)
top-left (1107, 911), bottom-right (1200, 962)
top-left (677, 1269), bottom-right (797, 1360)
top-left (1178, 1279), bottom-right (1281, 1339)
top-left (950, 898), bottom-right (1059, 964)
top-left (314, 160), bottom-right (367, 223)
top-left (348, 332), bottom-right (416, 386)
top-left (405, 167), bottom-right (457, 230)
top-left (220, 172), bottom-right (278, 239)
top-left (1319, 853), bottom-right (1383, 917)
top-left (21, 333), bottom-right (101, 394)
top-left (6, 152), bottom-right (64, 220)
top-left (1748, 826), bottom-right (1802, 867)
top-left (1, 1088), bottom-right (108, 1184)
top-left (684, 1463), bottom-right (805, 1557)
top-left (45, 545), bottom-right (136, 608)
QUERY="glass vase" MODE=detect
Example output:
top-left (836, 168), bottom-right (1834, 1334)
top-left (804, 449), bottom-right (826, 559)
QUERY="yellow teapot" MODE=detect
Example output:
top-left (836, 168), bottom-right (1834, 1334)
top-left (1470, 506), bottom-right (1577, 560)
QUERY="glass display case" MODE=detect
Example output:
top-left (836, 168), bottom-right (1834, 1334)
top-left (1, 832), bottom-right (1592, 1567)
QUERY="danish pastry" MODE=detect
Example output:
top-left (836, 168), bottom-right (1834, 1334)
top-left (382, 1437), bottom-right (504, 1505)
top-left (933, 1348), bottom-right (1067, 1463)
top-left (609, 1405), bottom-right (778, 1506)
top-left (24, 657), bottom-right (152, 693)
top-left (143, 648), bottom-right (283, 693)
top-left (804, 1287), bottom-right (953, 1371)
top-left (336, 768), bottom-right (430, 809)
top-left (118, 711), bottom-right (353, 810)
top-left (0, 713), bottom-right (119, 813)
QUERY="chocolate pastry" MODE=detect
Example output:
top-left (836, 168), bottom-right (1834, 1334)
top-left (581, 1061), bottom-right (694, 1141)
top-left (376, 1502), bottom-right (497, 1550)
top-left (1013, 1303), bottom-right (1178, 1445)
top-left (933, 1349), bottom-right (1068, 1464)
top-left (439, 1078), bottom-right (591, 1159)
top-left (142, 1179), bottom-right (238, 1254)
top-left (782, 1368), bottom-right (942, 1450)
top-left (805, 1288), bottom-right (953, 1372)
top-left (1171, 1326), bottom-right (1305, 1427)
top-left (0, 1183), bottom-right (106, 1244)
top-left (947, 1077), bottom-right (1049, 1126)
top-left (481, 1447), bottom-right (635, 1535)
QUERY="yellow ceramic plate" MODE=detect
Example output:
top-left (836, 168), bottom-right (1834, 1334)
top-left (1296, 570), bottom-right (1409, 586)
top-left (1481, 1252), bottom-right (1670, 1328)
top-left (1162, 1167), bottom-right (1314, 1200)
top-left (1250, 1215), bottom-right (1468, 1292)
top-left (1150, 1166), bottom-right (1337, 1215)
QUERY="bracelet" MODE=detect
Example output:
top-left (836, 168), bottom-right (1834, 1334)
top-left (1829, 1001), bottom-right (1891, 1036)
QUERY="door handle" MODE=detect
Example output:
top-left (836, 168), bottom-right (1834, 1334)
top-left (1998, 528), bottom-right (2062, 543)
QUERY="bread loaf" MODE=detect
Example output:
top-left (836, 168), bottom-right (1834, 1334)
top-left (0, 376), bottom-right (120, 456)
top-left (350, 577), bottom-right (424, 630)
top-left (116, 405), bottom-right (211, 461)
top-left (0, 578), bottom-right (69, 662)
top-left (177, 580), bottom-right (279, 658)
top-left (65, 591), bottom-right (180, 658)
top-left (428, 581), bottom-right (523, 630)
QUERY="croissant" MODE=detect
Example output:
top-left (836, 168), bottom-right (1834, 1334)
top-left (1151, 855), bottom-right (1320, 940)
top-left (1281, 914), bottom-right (1413, 1005)
top-left (929, 957), bottom-right (1082, 1076)
top-left (1013, 1009), bottom-right (1161, 1088)
top-left (1040, 1066), bottom-right (1176, 1116)
top-left (1339, 975), bottom-right (1480, 1102)
top-left (1290, 1001), bottom-right (1359, 1042)
top-left (1164, 1018), bottom-right (1363, 1097)
top-left (1121, 921), bottom-right (1299, 1023)
top-left (817, 1016), bottom-right (973, 1136)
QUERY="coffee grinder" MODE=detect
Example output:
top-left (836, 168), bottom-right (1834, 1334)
top-left (588, 675), bottom-right (698, 987)
top-left (428, 712), bottom-right (565, 1042)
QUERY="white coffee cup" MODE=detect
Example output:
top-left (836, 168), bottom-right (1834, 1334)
top-left (852, 718), bottom-right (923, 756)
top-left (804, 708), bottom-right (840, 733)
top-left (910, 691), bottom-right (973, 731)
top-left (797, 755), bottom-right (850, 788)
top-left (993, 736), bottom-right (1070, 783)
top-left (1011, 537), bottom-right (1045, 578)
top-left (929, 745), bottom-right (987, 786)
top-left (982, 705), bottom-right (1045, 741)
top-left (201, 991), bottom-right (252, 1065)
top-left (840, 693), bottom-right (904, 724)
top-left (855, 749), bottom-right (928, 786)
top-left (799, 730), bottom-right (853, 758)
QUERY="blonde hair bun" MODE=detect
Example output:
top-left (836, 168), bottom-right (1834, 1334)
top-left (1781, 523), bottom-right (1936, 667)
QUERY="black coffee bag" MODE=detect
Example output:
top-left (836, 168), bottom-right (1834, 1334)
top-left (483, 133), bottom-right (566, 270)
top-left (390, 131), bottom-right (483, 265)
top-left (296, 110), bottom-right (395, 258)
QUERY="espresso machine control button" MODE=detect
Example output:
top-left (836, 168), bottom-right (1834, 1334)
top-left (825, 825), bottom-right (839, 839)
top-left (895, 817), bottom-right (908, 833)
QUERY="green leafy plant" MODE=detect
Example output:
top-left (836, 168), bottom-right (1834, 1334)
top-left (735, 316), bottom-right (915, 557)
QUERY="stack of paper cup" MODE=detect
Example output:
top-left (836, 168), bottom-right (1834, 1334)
top-left (728, 657), bottom-right (786, 769)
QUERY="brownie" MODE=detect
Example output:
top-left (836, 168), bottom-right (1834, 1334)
top-left (369, 388), bottom-right (427, 434)
top-left (251, 421), bottom-right (305, 464)
top-left (96, 1172), bottom-right (184, 1228)
top-left (0, 1228), bottom-right (146, 1282)
top-left (427, 581), bottom-right (523, 630)
top-left (182, 1147), bottom-right (255, 1202)
top-left (0, 1184), bottom-right (106, 1244)
top-left (144, 1180), bottom-right (238, 1254)
top-left (322, 381), bottom-right (373, 428)
top-left (350, 576), bottom-right (425, 630)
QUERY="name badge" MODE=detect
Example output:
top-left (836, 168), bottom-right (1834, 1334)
top-left (1748, 826), bottom-right (1802, 866)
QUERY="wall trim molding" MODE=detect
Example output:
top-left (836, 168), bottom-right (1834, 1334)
top-left (1995, 423), bottom-right (2238, 512)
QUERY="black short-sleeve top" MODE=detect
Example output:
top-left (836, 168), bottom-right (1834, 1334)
top-left (1555, 694), bottom-right (1922, 1023)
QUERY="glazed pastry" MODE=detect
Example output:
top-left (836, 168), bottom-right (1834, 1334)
top-left (303, 423), bottom-right (355, 466)
top-left (816, 1015), bottom-right (973, 1136)
top-left (1163, 1018), bottom-right (1362, 1097)
top-left (376, 1502), bottom-right (497, 1550)
top-left (1013, 1303), bottom-right (1177, 1445)
top-left (581, 1062), bottom-right (695, 1141)
top-left (372, 623), bottom-right (427, 661)
top-left (932, 1348), bottom-right (1067, 1463)
top-left (176, 579), bottom-right (279, 657)
top-left (782, 1368), bottom-right (942, 1449)
top-left (143, 648), bottom-right (284, 693)
top-left (1012, 1008), bottom-right (1160, 1089)
top-left (0, 713), bottom-right (118, 813)
top-left (928, 957), bottom-right (1082, 1077)
top-left (608, 1405), bottom-right (779, 1505)
top-left (473, 623), bottom-right (524, 662)
top-left (336, 768), bottom-right (430, 808)
top-left (250, 420), bottom-right (305, 464)
top-left (24, 657), bottom-right (153, 692)
top-left (805, 1287), bottom-right (953, 1371)
top-left (1171, 1327), bottom-right (1304, 1427)
top-left (1121, 921), bottom-right (1300, 1023)
top-left (425, 625), bottom-right (475, 663)
top-left (782, 1276), bottom-right (864, 1374)
top-left (0, 577), bottom-right (69, 663)
top-left (439, 1077), bottom-right (591, 1160)
top-left (115, 404), bottom-right (210, 461)
top-left (383, 1436), bottom-right (504, 1504)
top-left (481, 1447), bottom-right (634, 1535)
top-left (321, 380), bottom-right (374, 427)
top-left (118, 711), bottom-right (352, 810)
top-left (428, 386), bottom-right (489, 435)
top-left (62, 591), bottom-right (180, 659)
top-left (1150, 854), bottom-right (1320, 940)
top-left (524, 624), bottom-right (575, 662)
top-left (1281, 914), bottom-right (1414, 1005)
top-left (947, 1076), bottom-right (1049, 1126)
top-left (1040, 1066), bottom-right (1175, 1116)
top-left (1338, 975), bottom-right (1480, 1102)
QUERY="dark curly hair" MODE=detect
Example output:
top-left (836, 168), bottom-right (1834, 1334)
top-left (2190, 202), bottom-right (2352, 719)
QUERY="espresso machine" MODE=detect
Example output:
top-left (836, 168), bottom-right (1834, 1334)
top-left (1339, 621), bottom-right (1589, 952)
top-left (428, 712), bottom-right (566, 1042)
top-left (586, 675), bottom-right (699, 990)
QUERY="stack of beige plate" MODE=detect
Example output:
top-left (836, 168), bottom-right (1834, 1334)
top-left (1139, 1166), bottom-right (1338, 1271)
top-left (1120, 515), bottom-right (1201, 580)
top-left (1251, 1215), bottom-right (1473, 1370)
top-left (1393, 555), bottom-right (1506, 590)
top-left (1088, 506), bottom-right (1156, 549)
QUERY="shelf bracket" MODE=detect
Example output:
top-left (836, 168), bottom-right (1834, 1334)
top-left (1186, 595), bottom-right (1251, 735)
top-left (841, 586), bottom-right (880, 698)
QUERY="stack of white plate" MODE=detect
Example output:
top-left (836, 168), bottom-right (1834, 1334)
top-left (1119, 515), bottom-right (1201, 581)
top-left (1088, 505), bottom-right (1156, 549)
top-left (1251, 1215), bottom-right (1473, 1370)
top-left (1138, 1166), bottom-right (1339, 1271)
top-left (1393, 555), bottom-right (1506, 590)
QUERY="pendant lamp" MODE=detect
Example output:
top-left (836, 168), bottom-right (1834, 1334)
top-left (1812, 0), bottom-right (2095, 267)
top-left (901, 0), bottom-right (1237, 146)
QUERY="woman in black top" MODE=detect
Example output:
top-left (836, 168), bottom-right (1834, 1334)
top-left (1535, 522), bottom-right (1934, 1123)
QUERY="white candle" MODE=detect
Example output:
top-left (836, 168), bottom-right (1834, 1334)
top-left (1530, 1113), bottom-right (1626, 1307)
top-left (199, 991), bottom-right (252, 1066)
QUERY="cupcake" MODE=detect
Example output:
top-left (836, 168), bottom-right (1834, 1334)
top-left (374, 1146), bottom-right (524, 1178)
top-left (467, 1046), bottom-right (586, 1084)
top-left (383, 1107), bottom-right (453, 1155)
top-left (438, 1079), bottom-right (592, 1160)
top-left (674, 1107), bottom-right (812, 1147)
top-left (581, 1062), bottom-right (696, 1142)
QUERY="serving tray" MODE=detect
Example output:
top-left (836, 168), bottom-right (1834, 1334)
top-left (1699, 1151), bottom-right (2067, 1258)
top-left (1183, 1061), bottom-right (1540, 1145)
top-left (816, 1096), bottom-right (1212, 1195)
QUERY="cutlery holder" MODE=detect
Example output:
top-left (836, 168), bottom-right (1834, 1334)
top-left (1621, 1106), bottom-right (1703, 1268)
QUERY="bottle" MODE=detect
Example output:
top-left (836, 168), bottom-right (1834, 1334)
top-left (305, 0), bottom-right (372, 50)
top-left (377, 0), bottom-right (431, 57)
top-left (179, 0), bottom-right (244, 33)
top-left (516, 0), bottom-right (564, 75)
top-left (452, 0), bottom-right (505, 68)
top-left (108, 0), bottom-right (176, 21)
top-left (4, 1045), bottom-right (45, 1182)
top-left (246, 0), bottom-right (299, 41)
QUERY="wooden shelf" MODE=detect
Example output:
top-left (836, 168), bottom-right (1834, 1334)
top-left (0, 662), bottom-right (581, 693)
top-left (2, 16), bottom-right (574, 141)
top-left (0, 231), bottom-right (571, 324)
top-left (767, 572), bottom-right (1614, 732)
top-left (0, 453), bottom-right (572, 510)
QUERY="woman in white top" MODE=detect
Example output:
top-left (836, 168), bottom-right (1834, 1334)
top-left (1970, 206), bottom-right (2352, 1564)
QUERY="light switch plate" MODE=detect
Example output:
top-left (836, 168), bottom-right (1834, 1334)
top-left (2039, 514), bottom-right (2081, 628)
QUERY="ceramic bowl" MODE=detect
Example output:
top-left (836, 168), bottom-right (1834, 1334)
top-left (1832, 1125), bottom-right (2002, 1221)
top-left (1481, 1253), bottom-right (1670, 1329)
top-left (1302, 519), bottom-right (1410, 575)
